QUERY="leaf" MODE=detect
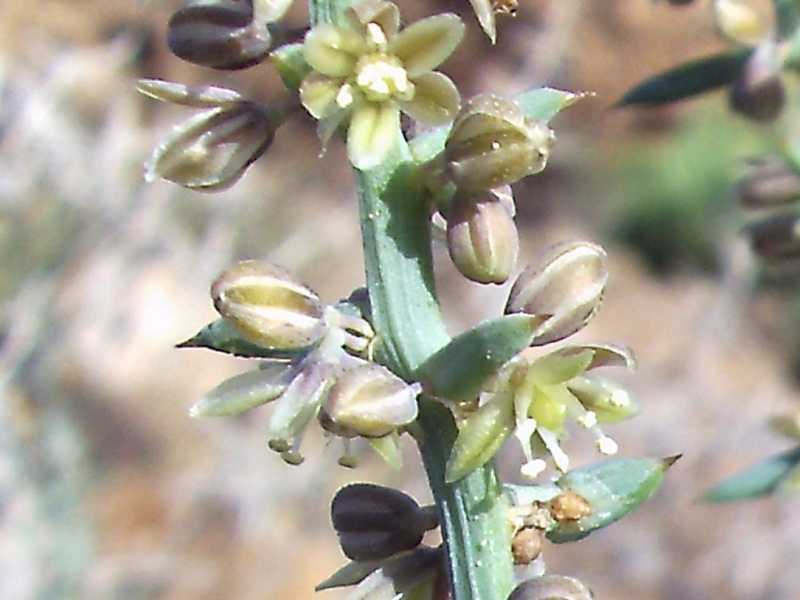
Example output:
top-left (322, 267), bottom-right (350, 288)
top-left (417, 314), bottom-right (544, 402)
top-left (315, 559), bottom-right (384, 591)
top-left (618, 48), bottom-right (753, 107)
top-left (445, 396), bottom-right (514, 483)
top-left (515, 88), bottom-right (590, 123)
top-left (409, 124), bottom-right (452, 164)
top-left (546, 456), bottom-right (679, 543)
top-left (775, 0), bottom-right (800, 39)
top-left (177, 318), bottom-right (313, 360)
top-left (702, 446), bottom-right (800, 502)
top-left (270, 43), bottom-right (312, 90)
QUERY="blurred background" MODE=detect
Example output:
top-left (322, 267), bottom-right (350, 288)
top-left (2, 0), bottom-right (799, 598)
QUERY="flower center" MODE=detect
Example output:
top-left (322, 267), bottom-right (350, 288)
top-left (353, 53), bottom-right (414, 103)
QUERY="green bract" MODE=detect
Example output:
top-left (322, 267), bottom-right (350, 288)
top-left (300, 1), bottom-right (464, 169)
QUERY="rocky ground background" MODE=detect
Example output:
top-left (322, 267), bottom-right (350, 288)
top-left (1, 1), bottom-right (799, 599)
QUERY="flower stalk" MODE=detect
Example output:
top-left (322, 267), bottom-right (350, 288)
top-left (307, 1), bottom-right (515, 598)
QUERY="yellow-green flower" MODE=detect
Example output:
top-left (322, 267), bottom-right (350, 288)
top-left (300, 0), bottom-right (464, 169)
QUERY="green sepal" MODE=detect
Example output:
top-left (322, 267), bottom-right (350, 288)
top-left (445, 396), bottom-right (514, 483)
top-left (702, 446), bottom-right (800, 502)
top-left (270, 43), bottom-right (312, 90)
top-left (315, 559), bottom-right (383, 591)
top-left (176, 318), bottom-right (314, 360)
top-left (410, 125), bottom-right (452, 164)
top-left (418, 314), bottom-right (543, 402)
top-left (515, 88), bottom-right (589, 123)
top-left (546, 456), bottom-right (679, 543)
top-left (617, 48), bottom-right (753, 107)
top-left (369, 431), bottom-right (404, 470)
top-left (189, 363), bottom-right (295, 417)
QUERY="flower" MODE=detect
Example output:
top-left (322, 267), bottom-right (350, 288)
top-left (138, 80), bottom-right (283, 190)
top-left (191, 260), bottom-right (422, 467)
top-left (300, 0), bottom-right (464, 169)
top-left (445, 242), bottom-right (637, 482)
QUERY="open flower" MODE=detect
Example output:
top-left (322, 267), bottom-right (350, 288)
top-left (300, 0), bottom-right (464, 169)
top-left (445, 242), bottom-right (638, 482)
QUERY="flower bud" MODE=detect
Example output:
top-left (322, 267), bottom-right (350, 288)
top-left (321, 364), bottom-right (421, 438)
top-left (447, 193), bottom-right (519, 284)
top-left (567, 375), bottom-right (639, 424)
top-left (511, 527), bottom-right (542, 565)
top-left (506, 241), bottom-right (608, 346)
top-left (745, 212), bottom-right (800, 264)
top-left (737, 157), bottom-right (800, 209)
top-left (331, 483), bottom-right (438, 561)
top-left (144, 99), bottom-right (279, 191)
top-left (509, 575), bottom-right (594, 600)
top-left (445, 94), bottom-right (554, 192)
top-left (167, 1), bottom-right (272, 70)
top-left (729, 41), bottom-right (785, 123)
top-left (211, 260), bottom-right (325, 350)
top-left (713, 0), bottom-right (766, 45)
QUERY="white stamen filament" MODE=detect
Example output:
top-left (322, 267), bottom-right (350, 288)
top-left (521, 459), bottom-right (548, 480)
top-left (336, 83), bottom-right (354, 108)
top-left (537, 427), bottom-right (570, 473)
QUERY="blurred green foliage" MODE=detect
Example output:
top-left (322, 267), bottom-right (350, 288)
top-left (609, 107), bottom-right (770, 276)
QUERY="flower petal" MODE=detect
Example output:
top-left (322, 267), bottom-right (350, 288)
top-left (346, 0), bottom-right (400, 39)
top-left (399, 71), bottom-right (460, 125)
top-left (189, 362), bottom-right (296, 417)
top-left (468, 0), bottom-right (497, 43)
top-left (304, 24), bottom-right (367, 77)
top-left (137, 79), bottom-right (243, 108)
top-left (347, 102), bottom-right (400, 170)
top-left (300, 73), bottom-right (343, 119)
top-left (389, 14), bottom-right (464, 77)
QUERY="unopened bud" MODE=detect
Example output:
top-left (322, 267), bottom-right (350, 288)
top-left (506, 241), bottom-right (608, 346)
top-left (447, 193), bottom-right (519, 284)
top-left (567, 375), bottom-right (639, 424)
top-left (509, 575), bottom-right (594, 600)
top-left (737, 157), bottom-right (800, 208)
top-left (729, 41), bottom-right (785, 122)
top-left (321, 364), bottom-right (421, 438)
top-left (548, 491), bottom-right (592, 522)
top-left (713, 0), bottom-right (766, 45)
top-left (143, 96), bottom-right (279, 191)
top-left (511, 527), bottom-right (542, 565)
top-left (331, 483), bottom-right (438, 561)
top-left (168, 0), bottom-right (273, 70)
top-left (745, 212), bottom-right (800, 263)
top-left (445, 94), bottom-right (554, 192)
top-left (212, 260), bottom-right (325, 350)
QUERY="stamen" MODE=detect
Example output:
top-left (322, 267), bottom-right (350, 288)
top-left (596, 435), bottom-right (619, 455)
top-left (338, 438), bottom-right (358, 468)
top-left (520, 458), bottom-right (547, 480)
top-left (366, 22), bottom-right (388, 48)
top-left (336, 83), bottom-right (355, 109)
top-left (537, 427), bottom-right (570, 473)
top-left (577, 410), bottom-right (597, 429)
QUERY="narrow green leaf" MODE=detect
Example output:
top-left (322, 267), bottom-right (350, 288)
top-left (547, 456), bottom-right (678, 543)
top-left (270, 43), bottom-right (312, 90)
top-left (618, 48), bottom-right (752, 107)
top-left (315, 559), bottom-right (383, 591)
top-left (703, 446), bottom-right (800, 502)
top-left (418, 314), bottom-right (543, 402)
top-left (177, 318), bottom-right (313, 360)
top-left (515, 88), bottom-right (590, 123)
top-left (445, 397), bottom-right (514, 483)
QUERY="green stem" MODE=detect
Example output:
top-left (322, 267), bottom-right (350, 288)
top-left (308, 2), bottom-right (515, 598)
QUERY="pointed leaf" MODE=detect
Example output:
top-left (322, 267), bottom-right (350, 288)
top-left (547, 456), bottom-right (679, 543)
top-left (703, 446), bottom-right (800, 502)
top-left (418, 314), bottom-right (544, 402)
top-left (515, 88), bottom-right (590, 123)
top-left (316, 559), bottom-right (384, 591)
top-left (177, 318), bottom-right (313, 360)
top-left (368, 431), bottom-right (404, 470)
top-left (618, 48), bottom-right (752, 107)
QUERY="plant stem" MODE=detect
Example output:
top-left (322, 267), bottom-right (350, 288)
top-left (309, 2), bottom-right (515, 598)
